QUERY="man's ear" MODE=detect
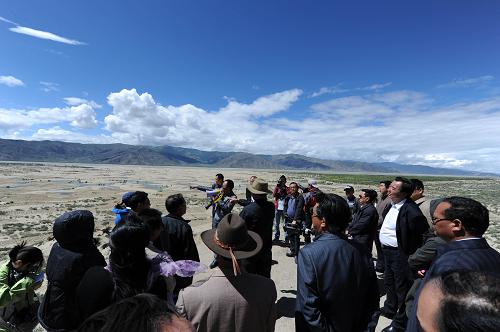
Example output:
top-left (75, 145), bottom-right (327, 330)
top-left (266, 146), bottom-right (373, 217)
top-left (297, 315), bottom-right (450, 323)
top-left (320, 218), bottom-right (327, 231)
top-left (450, 219), bottom-right (463, 232)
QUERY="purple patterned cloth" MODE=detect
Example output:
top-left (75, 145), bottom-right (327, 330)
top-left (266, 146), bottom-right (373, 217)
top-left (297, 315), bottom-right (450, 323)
top-left (150, 252), bottom-right (205, 278)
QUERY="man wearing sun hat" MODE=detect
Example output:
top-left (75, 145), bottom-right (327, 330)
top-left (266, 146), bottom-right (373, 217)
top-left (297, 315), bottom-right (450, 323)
top-left (239, 178), bottom-right (275, 278)
top-left (176, 213), bottom-right (277, 332)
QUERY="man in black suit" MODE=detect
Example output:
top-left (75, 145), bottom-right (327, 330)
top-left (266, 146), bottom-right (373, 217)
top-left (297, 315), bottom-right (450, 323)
top-left (407, 196), bottom-right (500, 332)
top-left (379, 177), bottom-right (429, 332)
top-left (239, 178), bottom-right (275, 278)
top-left (348, 188), bottom-right (379, 255)
top-left (155, 193), bottom-right (200, 294)
top-left (295, 193), bottom-right (379, 332)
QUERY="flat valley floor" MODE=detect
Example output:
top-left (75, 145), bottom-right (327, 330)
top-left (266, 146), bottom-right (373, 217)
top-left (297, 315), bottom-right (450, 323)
top-left (1, 162), bottom-right (499, 331)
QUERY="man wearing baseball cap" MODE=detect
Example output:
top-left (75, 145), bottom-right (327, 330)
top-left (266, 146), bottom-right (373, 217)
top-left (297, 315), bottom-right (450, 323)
top-left (176, 213), bottom-right (277, 332)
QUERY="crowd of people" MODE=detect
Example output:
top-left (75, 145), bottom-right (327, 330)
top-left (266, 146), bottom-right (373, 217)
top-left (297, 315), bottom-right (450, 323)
top-left (1, 173), bottom-right (499, 332)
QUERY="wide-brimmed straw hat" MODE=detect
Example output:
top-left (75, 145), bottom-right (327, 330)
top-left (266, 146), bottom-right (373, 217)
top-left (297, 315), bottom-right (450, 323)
top-left (247, 178), bottom-right (272, 195)
top-left (201, 213), bottom-right (263, 261)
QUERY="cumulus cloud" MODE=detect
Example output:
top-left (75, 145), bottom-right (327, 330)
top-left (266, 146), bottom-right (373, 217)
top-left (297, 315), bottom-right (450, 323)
top-left (101, 88), bottom-right (500, 173)
top-left (0, 75), bottom-right (25, 87)
top-left (437, 75), bottom-right (494, 88)
top-left (0, 103), bottom-right (98, 132)
top-left (64, 97), bottom-right (101, 109)
top-left (31, 127), bottom-right (111, 143)
top-left (2, 86), bottom-right (500, 172)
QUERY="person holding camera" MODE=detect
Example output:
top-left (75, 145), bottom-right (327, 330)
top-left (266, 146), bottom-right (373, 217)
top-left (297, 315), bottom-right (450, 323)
top-left (0, 242), bottom-right (44, 332)
top-left (283, 182), bottom-right (305, 257)
top-left (272, 175), bottom-right (289, 243)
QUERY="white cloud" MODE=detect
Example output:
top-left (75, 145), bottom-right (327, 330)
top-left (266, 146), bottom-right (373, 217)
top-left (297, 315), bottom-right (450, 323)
top-left (0, 104), bottom-right (98, 132)
top-left (310, 85), bottom-right (349, 98)
top-left (2, 87), bottom-right (500, 173)
top-left (101, 88), bottom-right (500, 172)
top-left (64, 97), bottom-right (101, 109)
top-left (31, 127), bottom-right (111, 143)
top-left (0, 75), bottom-right (25, 87)
top-left (9, 26), bottom-right (85, 45)
top-left (40, 81), bottom-right (59, 92)
top-left (310, 82), bottom-right (392, 98)
top-left (1, 15), bottom-right (85, 45)
top-left (361, 82), bottom-right (392, 91)
top-left (437, 75), bottom-right (494, 88)
top-left (0, 16), bottom-right (18, 25)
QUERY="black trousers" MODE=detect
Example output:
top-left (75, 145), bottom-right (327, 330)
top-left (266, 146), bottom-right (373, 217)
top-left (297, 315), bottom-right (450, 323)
top-left (374, 230), bottom-right (385, 271)
top-left (382, 246), bottom-right (412, 330)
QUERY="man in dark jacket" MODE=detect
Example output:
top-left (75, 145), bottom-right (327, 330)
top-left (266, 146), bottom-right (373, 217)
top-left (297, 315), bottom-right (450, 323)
top-left (38, 210), bottom-right (106, 331)
top-left (283, 182), bottom-right (305, 257)
top-left (375, 180), bottom-right (392, 273)
top-left (379, 177), bottom-right (428, 332)
top-left (239, 178), bottom-right (275, 278)
top-left (295, 193), bottom-right (379, 332)
top-left (348, 188), bottom-right (379, 255)
top-left (154, 193), bottom-right (200, 294)
top-left (407, 196), bottom-right (500, 332)
top-left (404, 198), bottom-right (446, 318)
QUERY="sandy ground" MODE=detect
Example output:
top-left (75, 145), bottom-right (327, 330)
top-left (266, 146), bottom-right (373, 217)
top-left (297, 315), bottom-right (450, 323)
top-left (1, 162), bottom-right (498, 331)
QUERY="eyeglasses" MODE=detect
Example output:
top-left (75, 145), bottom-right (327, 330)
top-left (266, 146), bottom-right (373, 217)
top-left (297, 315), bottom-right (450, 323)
top-left (431, 217), bottom-right (450, 225)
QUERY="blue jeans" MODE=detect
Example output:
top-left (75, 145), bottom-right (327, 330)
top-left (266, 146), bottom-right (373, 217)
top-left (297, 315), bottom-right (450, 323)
top-left (274, 209), bottom-right (286, 241)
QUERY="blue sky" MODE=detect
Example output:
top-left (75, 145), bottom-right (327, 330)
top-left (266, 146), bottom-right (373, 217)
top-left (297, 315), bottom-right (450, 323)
top-left (1, 1), bottom-right (500, 172)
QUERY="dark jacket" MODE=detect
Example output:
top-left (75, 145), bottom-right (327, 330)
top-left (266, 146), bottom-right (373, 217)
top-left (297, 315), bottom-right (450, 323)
top-left (404, 231), bottom-right (446, 317)
top-left (283, 194), bottom-right (305, 223)
top-left (348, 204), bottom-right (379, 254)
top-left (239, 199), bottom-right (275, 278)
top-left (38, 211), bottom-right (106, 331)
top-left (295, 233), bottom-right (379, 332)
top-left (407, 238), bottom-right (500, 332)
top-left (154, 214), bottom-right (200, 292)
top-left (382, 200), bottom-right (429, 256)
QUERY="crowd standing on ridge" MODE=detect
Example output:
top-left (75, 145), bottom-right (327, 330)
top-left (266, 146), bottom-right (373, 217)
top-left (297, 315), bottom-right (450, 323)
top-left (1, 172), bottom-right (499, 332)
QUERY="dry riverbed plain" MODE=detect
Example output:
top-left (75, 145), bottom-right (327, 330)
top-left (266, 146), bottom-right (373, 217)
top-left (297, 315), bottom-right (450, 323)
top-left (1, 162), bottom-right (499, 331)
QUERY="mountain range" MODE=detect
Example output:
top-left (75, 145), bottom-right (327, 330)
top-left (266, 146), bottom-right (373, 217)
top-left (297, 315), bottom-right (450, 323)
top-left (0, 138), bottom-right (496, 176)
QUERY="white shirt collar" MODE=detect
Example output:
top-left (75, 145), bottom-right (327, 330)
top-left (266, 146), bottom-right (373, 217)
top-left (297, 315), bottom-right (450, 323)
top-left (391, 199), bottom-right (406, 210)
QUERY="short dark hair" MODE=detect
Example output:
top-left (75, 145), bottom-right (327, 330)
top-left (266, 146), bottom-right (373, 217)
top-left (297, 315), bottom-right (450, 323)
top-left (137, 208), bottom-right (164, 233)
top-left (442, 196), bottom-right (489, 236)
top-left (165, 194), bottom-right (186, 214)
top-left (430, 271), bottom-right (500, 332)
top-left (315, 193), bottom-right (352, 234)
top-left (109, 225), bottom-right (150, 301)
top-left (216, 173), bottom-right (224, 181)
top-left (380, 180), bottom-right (391, 188)
top-left (9, 241), bottom-right (44, 268)
top-left (123, 191), bottom-right (149, 210)
top-left (224, 179), bottom-right (234, 190)
top-left (394, 177), bottom-right (415, 198)
top-left (361, 189), bottom-right (377, 203)
top-left (78, 294), bottom-right (181, 332)
top-left (410, 178), bottom-right (424, 191)
top-left (289, 181), bottom-right (298, 187)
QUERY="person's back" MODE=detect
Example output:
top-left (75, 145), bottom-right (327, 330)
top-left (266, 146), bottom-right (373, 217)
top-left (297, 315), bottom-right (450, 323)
top-left (295, 193), bottom-right (378, 332)
top-left (296, 233), bottom-right (378, 331)
top-left (239, 198), bottom-right (275, 278)
top-left (158, 214), bottom-right (199, 262)
top-left (39, 210), bottom-right (106, 331)
top-left (178, 213), bottom-right (277, 332)
top-left (177, 267), bottom-right (277, 332)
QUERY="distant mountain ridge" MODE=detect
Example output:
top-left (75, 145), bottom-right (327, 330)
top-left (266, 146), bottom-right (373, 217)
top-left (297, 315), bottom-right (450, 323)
top-left (0, 138), bottom-right (496, 176)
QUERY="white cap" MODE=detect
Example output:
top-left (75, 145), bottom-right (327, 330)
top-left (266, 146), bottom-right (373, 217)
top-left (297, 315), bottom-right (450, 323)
top-left (308, 179), bottom-right (319, 188)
